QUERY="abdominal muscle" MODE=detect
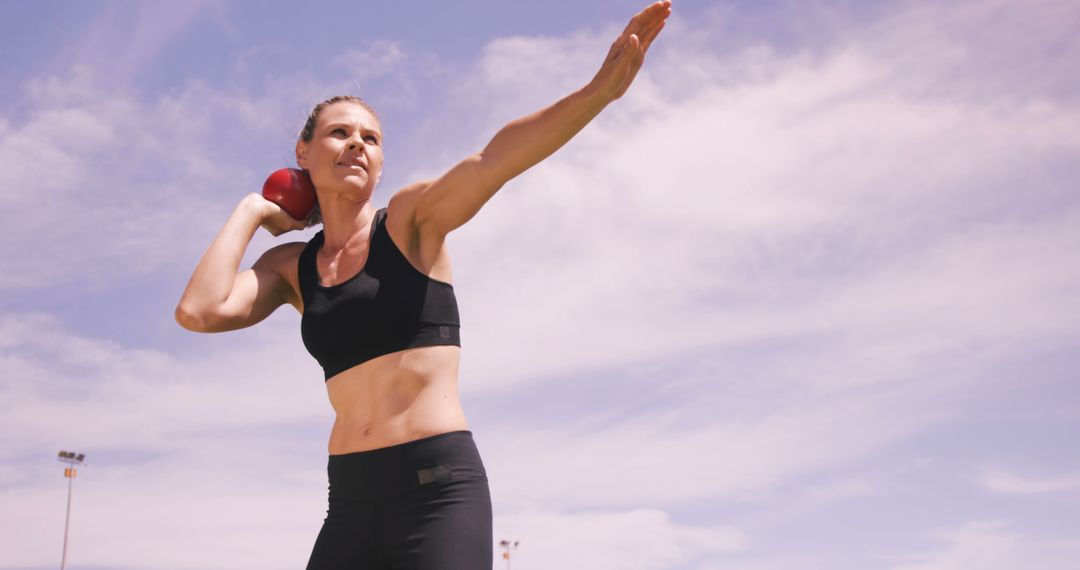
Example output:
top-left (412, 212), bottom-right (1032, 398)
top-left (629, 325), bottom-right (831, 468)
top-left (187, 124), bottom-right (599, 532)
top-left (324, 344), bottom-right (468, 455)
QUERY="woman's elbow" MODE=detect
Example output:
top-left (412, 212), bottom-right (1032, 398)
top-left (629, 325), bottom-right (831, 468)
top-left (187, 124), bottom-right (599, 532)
top-left (174, 302), bottom-right (213, 333)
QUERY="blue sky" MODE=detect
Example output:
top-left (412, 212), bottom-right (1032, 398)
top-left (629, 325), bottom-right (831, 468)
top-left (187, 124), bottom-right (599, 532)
top-left (2, 0), bottom-right (1079, 568)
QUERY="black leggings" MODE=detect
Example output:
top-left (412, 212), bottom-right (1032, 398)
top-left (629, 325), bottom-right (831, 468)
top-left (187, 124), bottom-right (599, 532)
top-left (306, 430), bottom-right (493, 569)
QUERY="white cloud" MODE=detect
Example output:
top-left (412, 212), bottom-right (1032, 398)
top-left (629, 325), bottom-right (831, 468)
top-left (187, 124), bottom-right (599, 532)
top-left (888, 520), bottom-right (1080, 570)
top-left (59, 1), bottom-right (217, 84)
top-left (981, 469), bottom-right (1080, 495)
top-left (493, 508), bottom-right (746, 570)
top-left (3, 461), bottom-right (325, 569)
top-left (333, 40), bottom-right (407, 80)
top-left (330, 40), bottom-right (426, 110)
top-left (4, 0), bottom-right (1080, 568)
top-left (0, 65), bottom-right (317, 291)
top-left (443, 2), bottom-right (1080, 392)
top-left (480, 387), bottom-right (942, 510)
top-left (0, 313), bottom-right (329, 466)
top-left (805, 476), bottom-right (876, 502)
top-left (0, 313), bottom-right (330, 568)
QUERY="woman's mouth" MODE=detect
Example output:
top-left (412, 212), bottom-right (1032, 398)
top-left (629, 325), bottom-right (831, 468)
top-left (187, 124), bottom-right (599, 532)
top-left (338, 162), bottom-right (367, 172)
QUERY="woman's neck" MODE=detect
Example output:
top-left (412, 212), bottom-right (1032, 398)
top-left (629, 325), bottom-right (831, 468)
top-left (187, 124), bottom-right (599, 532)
top-left (318, 190), bottom-right (377, 252)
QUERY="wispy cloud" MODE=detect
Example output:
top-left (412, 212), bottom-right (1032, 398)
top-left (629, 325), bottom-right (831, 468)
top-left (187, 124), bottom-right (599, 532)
top-left (0, 64), bottom-right (314, 290)
top-left (58, 1), bottom-right (218, 84)
top-left (981, 469), bottom-right (1080, 495)
top-left (494, 508), bottom-right (746, 570)
top-left (333, 40), bottom-right (407, 80)
top-left (443, 0), bottom-right (1080, 392)
top-left (3, 0), bottom-right (1079, 568)
top-left (887, 520), bottom-right (1080, 570)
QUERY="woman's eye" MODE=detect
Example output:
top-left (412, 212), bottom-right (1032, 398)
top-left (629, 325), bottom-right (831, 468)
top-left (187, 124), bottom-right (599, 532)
top-left (332, 129), bottom-right (346, 135)
top-left (364, 136), bottom-right (379, 144)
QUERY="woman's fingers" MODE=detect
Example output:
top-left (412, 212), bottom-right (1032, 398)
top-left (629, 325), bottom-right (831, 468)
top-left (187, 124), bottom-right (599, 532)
top-left (640, 19), bottom-right (666, 53)
top-left (590, 0), bottom-right (671, 103)
top-left (627, 2), bottom-right (671, 55)
top-left (626, 1), bottom-right (669, 37)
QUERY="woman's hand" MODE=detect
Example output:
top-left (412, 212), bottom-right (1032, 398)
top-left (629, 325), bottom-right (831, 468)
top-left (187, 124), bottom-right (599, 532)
top-left (588, 0), bottom-right (672, 103)
top-left (244, 193), bottom-right (316, 237)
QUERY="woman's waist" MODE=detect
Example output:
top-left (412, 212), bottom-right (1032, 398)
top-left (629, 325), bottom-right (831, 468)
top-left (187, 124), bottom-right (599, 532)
top-left (325, 346), bottom-right (465, 451)
top-left (325, 344), bottom-right (459, 389)
top-left (330, 404), bottom-right (469, 448)
top-left (326, 429), bottom-right (486, 501)
top-left (328, 391), bottom-right (468, 455)
top-left (328, 348), bottom-right (458, 402)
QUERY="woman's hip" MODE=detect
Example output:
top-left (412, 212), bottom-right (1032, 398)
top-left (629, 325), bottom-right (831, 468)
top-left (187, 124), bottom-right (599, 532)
top-left (325, 429), bottom-right (487, 502)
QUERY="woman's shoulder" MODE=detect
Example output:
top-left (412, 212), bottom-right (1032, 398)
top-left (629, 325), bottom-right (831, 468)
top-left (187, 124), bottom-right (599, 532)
top-left (385, 181), bottom-right (453, 281)
top-left (259, 240), bottom-right (311, 282)
top-left (255, 241), bottom-right (308, 276)
top-left (252, 241), bottom-right (309, 310)
top-left (263, 239), bottom-right (309, 257)
top-left (387, 181), bottom-right (432, 215)
top-left (386, 181), bottom-right (433, 239)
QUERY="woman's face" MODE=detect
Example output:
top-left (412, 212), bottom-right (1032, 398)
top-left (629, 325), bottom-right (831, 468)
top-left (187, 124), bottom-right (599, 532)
top-left (296, 102), bottom-right (384, 199)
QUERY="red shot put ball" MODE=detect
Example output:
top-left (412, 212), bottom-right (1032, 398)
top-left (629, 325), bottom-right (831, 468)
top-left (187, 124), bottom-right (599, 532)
top-left (262, 168), bottom-right (316, 220)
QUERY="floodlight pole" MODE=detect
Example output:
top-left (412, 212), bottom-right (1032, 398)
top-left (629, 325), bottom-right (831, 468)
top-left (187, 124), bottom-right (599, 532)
top-left (57, 451), bottom-right (86, 570)
top-left (62, 466), bottom-right (74, 570)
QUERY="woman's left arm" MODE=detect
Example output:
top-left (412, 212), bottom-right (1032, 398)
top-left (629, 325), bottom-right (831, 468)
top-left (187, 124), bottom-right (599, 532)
top-left (413, 0), bottom-right (672, 237)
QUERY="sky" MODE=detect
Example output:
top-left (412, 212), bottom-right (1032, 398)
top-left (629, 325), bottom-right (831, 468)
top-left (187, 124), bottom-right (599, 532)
top-left (2, 0), bottom-right (1079, 568)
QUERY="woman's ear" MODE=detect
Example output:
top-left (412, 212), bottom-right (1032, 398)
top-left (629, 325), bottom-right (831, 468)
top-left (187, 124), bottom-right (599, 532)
top-left (295, 140), bottom-right (308, 168)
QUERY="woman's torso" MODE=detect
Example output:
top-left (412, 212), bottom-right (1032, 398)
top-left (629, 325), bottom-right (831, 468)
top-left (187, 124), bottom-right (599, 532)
top-left (276, 197), bottom-right (468, 454)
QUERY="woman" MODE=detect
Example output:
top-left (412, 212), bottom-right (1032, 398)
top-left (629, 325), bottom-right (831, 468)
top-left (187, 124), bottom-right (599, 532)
top-left (175, 2), bottom-right (670, 568)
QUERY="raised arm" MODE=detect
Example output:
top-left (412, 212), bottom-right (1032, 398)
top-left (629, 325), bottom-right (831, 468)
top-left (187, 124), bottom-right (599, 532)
top-left (412, 0), bottom-right (672, 237)
top-left (175, 193), bottom-right (309, 333)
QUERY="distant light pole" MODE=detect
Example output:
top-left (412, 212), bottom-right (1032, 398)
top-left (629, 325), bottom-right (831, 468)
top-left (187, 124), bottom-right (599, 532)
top-left (499, 538), bottom-right (520, 570)
top-left (57, 451), bottom-right (86, 570)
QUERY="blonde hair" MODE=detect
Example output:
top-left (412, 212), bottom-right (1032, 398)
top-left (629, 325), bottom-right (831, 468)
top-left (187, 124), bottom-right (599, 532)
top-left (299, 95), bottom-right (381, 142)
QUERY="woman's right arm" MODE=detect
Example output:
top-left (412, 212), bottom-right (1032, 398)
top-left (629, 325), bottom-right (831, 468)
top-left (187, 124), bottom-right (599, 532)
top-left (175, 193), bottom-right (309, 333)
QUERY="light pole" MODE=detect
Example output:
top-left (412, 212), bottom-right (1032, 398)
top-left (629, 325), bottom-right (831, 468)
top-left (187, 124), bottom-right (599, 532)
top-left (57, 450), bottom-right (86, 570)
top-left (499, 538), bottom-right (520, 570)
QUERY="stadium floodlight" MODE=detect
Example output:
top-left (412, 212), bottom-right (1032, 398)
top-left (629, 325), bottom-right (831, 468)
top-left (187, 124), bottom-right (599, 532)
top-left (56, 450), bottom-right (87, 570)
top-left (499, 538), bottom-right (521, 570)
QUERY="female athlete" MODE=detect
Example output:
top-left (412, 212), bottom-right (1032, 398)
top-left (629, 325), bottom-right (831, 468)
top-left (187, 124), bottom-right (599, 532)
top-left (176, 2), bottom-right (671, 567)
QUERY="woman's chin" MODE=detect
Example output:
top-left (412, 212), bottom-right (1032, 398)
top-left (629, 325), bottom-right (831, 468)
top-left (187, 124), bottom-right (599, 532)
top-left (315, 175), bottom-right (371, 193)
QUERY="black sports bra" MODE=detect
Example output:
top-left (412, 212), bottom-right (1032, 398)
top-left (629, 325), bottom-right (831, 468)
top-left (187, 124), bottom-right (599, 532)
top-left (298, 208), bottom-right (461, 380)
